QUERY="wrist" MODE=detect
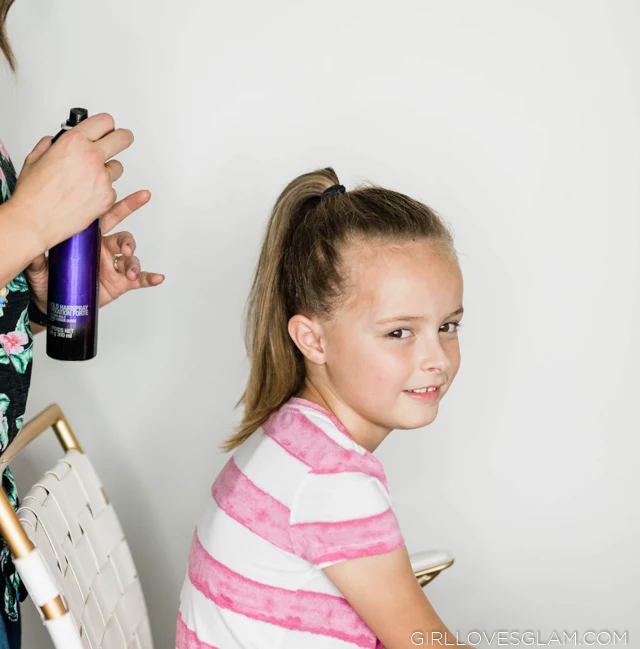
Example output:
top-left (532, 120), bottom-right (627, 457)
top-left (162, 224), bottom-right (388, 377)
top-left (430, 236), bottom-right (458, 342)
top-left (1, 195), bottom-right (49, 258)
top-left (30, 292), bottom-right (47, 315)
top-left (28, 297), bottom-right (48, 327)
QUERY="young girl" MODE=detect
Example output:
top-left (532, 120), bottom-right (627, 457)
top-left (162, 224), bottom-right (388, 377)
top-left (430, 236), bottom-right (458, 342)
top-left (176, 167), bottom-right (467, 649)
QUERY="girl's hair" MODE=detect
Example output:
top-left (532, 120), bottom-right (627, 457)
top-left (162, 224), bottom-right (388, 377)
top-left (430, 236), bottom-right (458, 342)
top-left (220, 167), bottom-right (456, 452)
top-left (0, 0), bottom-right (16, 71)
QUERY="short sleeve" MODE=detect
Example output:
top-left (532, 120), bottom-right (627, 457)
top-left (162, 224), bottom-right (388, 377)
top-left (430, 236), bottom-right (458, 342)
top-left (289, 470), bottom-right (405, 569)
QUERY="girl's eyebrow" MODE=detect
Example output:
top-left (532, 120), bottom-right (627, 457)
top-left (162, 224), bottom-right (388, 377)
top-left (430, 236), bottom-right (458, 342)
top-left (375, 306), bottom-right (464, 325)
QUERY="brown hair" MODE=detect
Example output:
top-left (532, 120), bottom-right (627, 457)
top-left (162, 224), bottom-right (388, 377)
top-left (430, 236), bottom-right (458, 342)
top-left (220, 167), bottom-right (456, 452)
top-left (0, 0), bottom-right (16, 71)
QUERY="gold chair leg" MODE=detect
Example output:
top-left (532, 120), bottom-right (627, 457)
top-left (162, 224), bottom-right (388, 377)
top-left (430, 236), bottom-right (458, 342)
top-left (0, 487), bottom-right (69, 621)
top-left (0, 488), bottom-right (34, 560)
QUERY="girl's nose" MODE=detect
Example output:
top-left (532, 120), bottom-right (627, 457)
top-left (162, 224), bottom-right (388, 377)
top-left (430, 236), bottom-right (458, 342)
top-left (418, 341), bottom-right (449, 373)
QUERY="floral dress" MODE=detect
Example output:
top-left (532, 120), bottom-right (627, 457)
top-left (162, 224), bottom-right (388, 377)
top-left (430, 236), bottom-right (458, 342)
top-left (0, 139), bottom-right (32, 622)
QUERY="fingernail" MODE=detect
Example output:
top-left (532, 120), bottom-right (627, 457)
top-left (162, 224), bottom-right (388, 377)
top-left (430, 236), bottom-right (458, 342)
top-left (126, 243), bottom-right (134, 254)
top-left (131, 268), bottom-right (139, 279)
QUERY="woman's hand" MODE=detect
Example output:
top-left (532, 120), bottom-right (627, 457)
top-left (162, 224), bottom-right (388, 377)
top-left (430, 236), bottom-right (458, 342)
top-left (25, 190), bottom-right (165, 317)
top-left (95, 190), bottom-right (165, 307)
top-left (12, 113), bottom-right (134, 254)
top-left (0, 114), bottom-right (135, 289)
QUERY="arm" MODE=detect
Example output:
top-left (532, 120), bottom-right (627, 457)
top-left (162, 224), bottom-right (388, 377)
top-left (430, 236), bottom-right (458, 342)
top-left (0, 200), bottom-right (51, 334)
top-left (0, 199), bottom-right (46, 288)
top-left (290, 466), bottom-right (469, 648)
top-left (324, 546), bottom-right (469, 648)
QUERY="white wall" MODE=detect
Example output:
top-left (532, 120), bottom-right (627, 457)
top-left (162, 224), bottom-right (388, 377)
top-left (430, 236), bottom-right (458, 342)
top-left (1, 0), bottom-right (638, 646)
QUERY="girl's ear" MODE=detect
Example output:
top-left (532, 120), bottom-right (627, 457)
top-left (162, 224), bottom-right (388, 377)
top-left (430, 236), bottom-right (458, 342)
top-left (288, 314), bottom-right (326, 365)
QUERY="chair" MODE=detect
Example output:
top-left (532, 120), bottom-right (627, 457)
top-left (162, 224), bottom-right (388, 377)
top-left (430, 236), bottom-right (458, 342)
top-left (410, 549), bottom-right (455, 587)
top-left (0, 404), bottom-right (153, 649)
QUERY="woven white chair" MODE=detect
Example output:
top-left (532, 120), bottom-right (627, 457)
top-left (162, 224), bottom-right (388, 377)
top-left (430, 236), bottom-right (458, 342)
top-left (0, 404), bottom-right (153, 649)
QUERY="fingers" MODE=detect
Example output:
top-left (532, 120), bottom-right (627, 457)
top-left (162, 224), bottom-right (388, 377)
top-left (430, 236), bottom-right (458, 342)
top-left (74, 113), bottom-right (116, 142)
top-left (53, 112), bottom-right (133, 173)
top-left (26, 253), bottom-right (47, 273)
top-left (130, 271), bottom-right (165, 289)
top-left (115, 253), bottom-right (142, 281)
top-left (105, 159), bottom-right (124, 183)
top-left (101, 190), bottom-right (151, 235)
top-left (103, 231), bottom-right (136, 257)
top-left (71, 113), bottom-right (134, 160)
top-left (113, 252), bottom-right (166, 287)
top-left (97, 128), bottom-right (134, 162)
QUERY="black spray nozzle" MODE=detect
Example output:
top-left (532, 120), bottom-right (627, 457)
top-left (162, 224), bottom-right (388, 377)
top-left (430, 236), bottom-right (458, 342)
top-left (67, 108), bottom-right (88, 126)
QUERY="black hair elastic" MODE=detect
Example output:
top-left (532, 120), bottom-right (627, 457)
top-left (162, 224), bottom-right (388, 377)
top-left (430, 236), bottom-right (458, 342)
top-left (321, 184), bottom-right (346, 198)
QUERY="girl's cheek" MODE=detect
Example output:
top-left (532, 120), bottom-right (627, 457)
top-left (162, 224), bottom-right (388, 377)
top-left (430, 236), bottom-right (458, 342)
top-left (371, 351), bottom-right (405, 382)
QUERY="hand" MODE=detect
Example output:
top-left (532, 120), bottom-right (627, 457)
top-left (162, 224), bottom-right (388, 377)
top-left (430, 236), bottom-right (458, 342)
top-left (11, 113), bottom-right (134, 254)
top-left (25, 190), bottom-right (165, 314)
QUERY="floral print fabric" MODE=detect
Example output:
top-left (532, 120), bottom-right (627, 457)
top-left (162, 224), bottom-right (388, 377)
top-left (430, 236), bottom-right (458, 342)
top-left (0, 139), bottom-right (32, 621)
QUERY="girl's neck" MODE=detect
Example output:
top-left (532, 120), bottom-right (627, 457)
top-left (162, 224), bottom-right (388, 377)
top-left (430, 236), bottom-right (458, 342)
top-left (295, 384), bottom-right (392, 453)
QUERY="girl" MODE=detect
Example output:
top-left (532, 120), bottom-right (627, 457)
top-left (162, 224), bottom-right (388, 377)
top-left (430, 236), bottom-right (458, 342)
top-left (177, 167), bottom-right (467, 649)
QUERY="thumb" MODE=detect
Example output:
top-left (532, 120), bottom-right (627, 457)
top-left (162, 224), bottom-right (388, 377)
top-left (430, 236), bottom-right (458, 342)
top-left (23, 136), bottom-right (53, 169)
top-left (26, 253), bottom-right (47, 273)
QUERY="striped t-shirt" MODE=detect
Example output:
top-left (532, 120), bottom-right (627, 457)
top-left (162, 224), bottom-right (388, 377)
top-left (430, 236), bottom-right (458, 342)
top-left (176, 396), bottom-right (405, 649)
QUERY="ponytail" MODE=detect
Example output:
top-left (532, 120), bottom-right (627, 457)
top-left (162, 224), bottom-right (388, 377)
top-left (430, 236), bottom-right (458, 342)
top-left (0, 0), bottom-right (16, 71)
top-left (219, 168), bottom-right (340, 452)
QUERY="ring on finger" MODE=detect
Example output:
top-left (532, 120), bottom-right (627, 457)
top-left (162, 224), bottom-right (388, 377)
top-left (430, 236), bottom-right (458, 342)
top-left (113, 254), bottom-right (122, 273)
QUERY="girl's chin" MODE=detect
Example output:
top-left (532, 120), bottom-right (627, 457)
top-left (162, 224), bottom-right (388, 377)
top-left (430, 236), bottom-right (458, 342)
top-left (390, 406), bottom-right (440, 431)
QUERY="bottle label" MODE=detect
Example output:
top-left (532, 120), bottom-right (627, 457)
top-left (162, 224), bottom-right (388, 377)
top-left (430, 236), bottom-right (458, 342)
top-left (47, 303), bottom-right (91, 339)
top-left (46, 217), bottom-right (100, 358)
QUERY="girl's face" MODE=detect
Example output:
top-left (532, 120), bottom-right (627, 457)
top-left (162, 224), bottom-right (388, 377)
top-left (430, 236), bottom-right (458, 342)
top-left (301, 238), bottom-right (464, 449)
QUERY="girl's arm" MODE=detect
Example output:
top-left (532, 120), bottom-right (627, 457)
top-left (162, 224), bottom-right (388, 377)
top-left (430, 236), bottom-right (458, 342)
top-left (324, 545), bottom-right (470, 648)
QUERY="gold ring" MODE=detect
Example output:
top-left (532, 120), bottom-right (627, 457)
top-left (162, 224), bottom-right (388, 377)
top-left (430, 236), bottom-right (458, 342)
top-left (113, 255), bottom-right (121, 273)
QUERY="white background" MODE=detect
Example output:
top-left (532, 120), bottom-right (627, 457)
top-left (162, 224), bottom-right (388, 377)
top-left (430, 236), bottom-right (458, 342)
top-left (1, 0), bottom-right (638, 647)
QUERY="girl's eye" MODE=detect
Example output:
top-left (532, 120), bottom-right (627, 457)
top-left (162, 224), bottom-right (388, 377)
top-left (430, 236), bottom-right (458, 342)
top-left (388, 323), bottom-right (463, 339)
top-left (442, 321), bottom-right (463, 334)
top-left (388, 329), bottom-right (412, 339)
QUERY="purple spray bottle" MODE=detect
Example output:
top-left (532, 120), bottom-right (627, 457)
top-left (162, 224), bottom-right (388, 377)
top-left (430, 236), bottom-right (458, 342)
top-left (46, 108), bottom-right (101, 361)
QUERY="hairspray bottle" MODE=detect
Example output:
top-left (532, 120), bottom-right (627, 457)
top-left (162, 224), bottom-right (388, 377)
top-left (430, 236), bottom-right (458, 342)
top-left (46, 108), bottom-right (101, 361)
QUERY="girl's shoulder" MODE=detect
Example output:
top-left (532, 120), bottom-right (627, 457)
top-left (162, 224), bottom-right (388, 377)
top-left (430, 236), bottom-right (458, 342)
top-left (268, 398), bottom-right (390, 490)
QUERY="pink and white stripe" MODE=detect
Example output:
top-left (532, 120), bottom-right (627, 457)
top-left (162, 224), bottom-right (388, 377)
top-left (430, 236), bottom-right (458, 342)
top-left (264, 404), bottom-right (389, 488)
top-left (291, 508), bottom-right (404, 565)
top-left (212, 457), bottom-right (295, 554)
top-left (188, 532), bottom-right (379, 648)
top-left (177, 397), bottom-right (405, 649)
top-left (176, 612), bottom-right (219, 649)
